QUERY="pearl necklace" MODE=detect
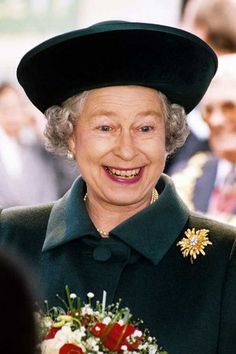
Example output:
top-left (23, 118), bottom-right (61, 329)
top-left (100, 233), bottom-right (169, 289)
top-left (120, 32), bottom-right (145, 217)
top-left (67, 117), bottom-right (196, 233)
top-left (84, 188), bottom-right (159, 238)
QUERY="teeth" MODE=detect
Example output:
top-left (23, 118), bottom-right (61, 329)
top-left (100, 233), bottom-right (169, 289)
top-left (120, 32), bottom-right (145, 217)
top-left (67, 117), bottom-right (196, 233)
top-left (106, 167), bottom-right (141, 178)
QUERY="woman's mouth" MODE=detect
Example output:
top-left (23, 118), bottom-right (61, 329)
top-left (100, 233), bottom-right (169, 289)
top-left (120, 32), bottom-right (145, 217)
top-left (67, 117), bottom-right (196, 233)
top-left (105, 166), bottom-right (140, 178)
top-left (103, 166), bottom-right (143, 184)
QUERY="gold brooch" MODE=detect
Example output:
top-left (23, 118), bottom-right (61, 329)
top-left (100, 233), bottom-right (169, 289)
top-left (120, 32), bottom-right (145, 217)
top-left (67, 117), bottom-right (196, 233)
top-left (177, 228), bottom-right (212, 264)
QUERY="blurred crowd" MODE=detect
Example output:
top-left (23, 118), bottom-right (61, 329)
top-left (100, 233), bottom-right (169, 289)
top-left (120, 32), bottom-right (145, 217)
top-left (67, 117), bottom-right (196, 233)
top-left (166, 0), bottom-right (236, 226)
top-left (0, 82), bottom-right (77, 208)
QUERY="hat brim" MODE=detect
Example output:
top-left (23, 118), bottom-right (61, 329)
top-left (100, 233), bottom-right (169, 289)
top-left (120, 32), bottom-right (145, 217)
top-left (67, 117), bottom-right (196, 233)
top-left (17, 21), bottom-right (217, 113)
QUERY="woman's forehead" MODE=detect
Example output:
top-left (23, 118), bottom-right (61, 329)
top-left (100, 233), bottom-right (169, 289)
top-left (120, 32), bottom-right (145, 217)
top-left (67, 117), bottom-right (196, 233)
top-left (81, 86), bottom-right (161, 107)
top-left (74, 86), bottom-right (164, 119)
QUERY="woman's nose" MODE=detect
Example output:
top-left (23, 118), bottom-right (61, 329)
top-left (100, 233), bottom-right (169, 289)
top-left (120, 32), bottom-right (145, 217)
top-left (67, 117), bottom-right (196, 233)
top-left (113, 131), bottom-right (138, 160)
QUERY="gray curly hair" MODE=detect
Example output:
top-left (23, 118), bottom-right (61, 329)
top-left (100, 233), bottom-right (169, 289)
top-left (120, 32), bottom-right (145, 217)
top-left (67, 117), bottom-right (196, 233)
top-left (44, 89), bottom-right (189, 156)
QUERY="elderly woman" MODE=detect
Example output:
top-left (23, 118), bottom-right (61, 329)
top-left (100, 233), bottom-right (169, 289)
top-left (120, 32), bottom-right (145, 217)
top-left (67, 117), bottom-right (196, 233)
top-left (0, 21), bottom-right (235, 353)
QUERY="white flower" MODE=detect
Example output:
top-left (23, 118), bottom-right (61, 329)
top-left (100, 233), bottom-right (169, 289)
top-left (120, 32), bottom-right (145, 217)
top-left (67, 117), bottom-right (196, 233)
top-left (121, 345), bottom-right (128, 350)
top-left (94, 325), bottom-right (101, 333)
top-left (55, 325), bottom-right (73, 342)
top-left (81, 304), bottom-right (94, 316)
top-left (148, 344), bottom-right (159, 354)
top-left (118, 319), bottom-right (124, 325)
top-left (87, 292), bottom-right (94, 298)
top-left (41, 337), bottom-right (66, 354)
top-left (73, 327), bottom-right (86, 342)
top-left (42, 316), bottom-right (54, 329)
top-left (70, 293), bottom-right (77, 299)
top-left (102, 316), bottom-right (111, 325)
top-left (86, 336), bottom-right (99, 351)
top-left (133, 329), bottom-right (143, 338)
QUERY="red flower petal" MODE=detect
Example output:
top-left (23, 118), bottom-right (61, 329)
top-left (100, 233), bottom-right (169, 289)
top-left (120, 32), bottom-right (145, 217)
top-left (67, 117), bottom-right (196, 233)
top-left (91, 322), bottom-right (106, 337)
top-left (92, 322), bottom-right (143, 351)
top-left (123, 324), bottom-right (143, 350)
top-left (59, 343), bottom-right (84, 354)
top-left (96, 322), bottom-right (142, 351)
top-left (45, 327), bottom-right (60, 339)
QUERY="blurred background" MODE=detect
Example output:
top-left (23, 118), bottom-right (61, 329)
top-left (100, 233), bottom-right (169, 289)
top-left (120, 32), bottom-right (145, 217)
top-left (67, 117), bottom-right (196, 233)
top-left (0, 0), bottom-right (182, 82)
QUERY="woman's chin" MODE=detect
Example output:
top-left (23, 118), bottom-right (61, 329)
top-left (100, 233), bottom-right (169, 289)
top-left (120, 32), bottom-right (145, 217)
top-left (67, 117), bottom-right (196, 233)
top-left (102, 191), bottom-right (149, 207)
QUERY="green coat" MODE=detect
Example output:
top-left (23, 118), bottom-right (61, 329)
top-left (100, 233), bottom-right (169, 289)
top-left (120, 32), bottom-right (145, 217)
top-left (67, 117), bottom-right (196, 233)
top-left (1, 174), bottom-right (236, 354)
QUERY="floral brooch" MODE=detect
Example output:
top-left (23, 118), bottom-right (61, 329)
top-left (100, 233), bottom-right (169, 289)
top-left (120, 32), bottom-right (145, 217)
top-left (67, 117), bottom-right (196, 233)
top-left (177, 228), bottom-right (212, 264)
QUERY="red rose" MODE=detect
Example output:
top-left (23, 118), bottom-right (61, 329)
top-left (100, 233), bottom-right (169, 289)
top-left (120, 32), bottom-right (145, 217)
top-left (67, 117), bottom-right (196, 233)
top-left (92, 322), bottom-right (143, 351)
top-left (45, 327), bottom-right (59, 339)
top-left (59, 343), bottom-right (84, 354)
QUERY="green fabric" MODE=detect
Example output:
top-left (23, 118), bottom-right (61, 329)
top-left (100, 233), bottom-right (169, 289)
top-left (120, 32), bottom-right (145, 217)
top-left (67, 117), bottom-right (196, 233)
top-left (17, 21), bottom-right (217, 113)
top-left (0, 174), bottom-right (236, 353)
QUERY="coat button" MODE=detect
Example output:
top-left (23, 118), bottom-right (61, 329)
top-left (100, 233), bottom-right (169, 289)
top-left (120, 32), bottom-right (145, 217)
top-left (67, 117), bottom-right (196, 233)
top-left (93, 246), bottom-right (112, 262)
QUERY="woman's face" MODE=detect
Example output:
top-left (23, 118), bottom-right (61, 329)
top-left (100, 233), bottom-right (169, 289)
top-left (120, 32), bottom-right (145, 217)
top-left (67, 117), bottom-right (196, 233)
top-left (69, 85), bottom-right (167, 207)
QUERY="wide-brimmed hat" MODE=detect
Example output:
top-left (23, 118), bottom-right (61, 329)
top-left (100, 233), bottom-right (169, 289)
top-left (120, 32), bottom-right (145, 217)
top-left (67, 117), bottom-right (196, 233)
top-left (17, 20), bottom-right (217, 113)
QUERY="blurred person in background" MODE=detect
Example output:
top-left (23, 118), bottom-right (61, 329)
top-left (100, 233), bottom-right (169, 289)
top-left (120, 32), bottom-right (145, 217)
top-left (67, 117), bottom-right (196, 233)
top-left (171, 54), bottom-right (236, 225)
top-left (165, 0), bottom-right (236, 173)
top-left (0, 82), bottom-right (76, 207)
top-left (181, 0), bottom-right (236, 55)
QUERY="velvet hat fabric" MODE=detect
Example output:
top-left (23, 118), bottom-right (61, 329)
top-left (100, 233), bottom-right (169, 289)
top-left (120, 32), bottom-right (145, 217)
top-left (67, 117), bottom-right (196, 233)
top-left (17, 21), bottom-right (217, 113)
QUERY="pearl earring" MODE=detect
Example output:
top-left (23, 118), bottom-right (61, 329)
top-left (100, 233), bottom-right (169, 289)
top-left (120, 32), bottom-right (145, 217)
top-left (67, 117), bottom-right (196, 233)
top-left (66, 150), bottom-right (75, 160)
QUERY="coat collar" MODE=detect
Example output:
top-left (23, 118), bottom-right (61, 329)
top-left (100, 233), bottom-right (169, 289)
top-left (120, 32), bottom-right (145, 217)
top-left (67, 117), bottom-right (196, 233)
top-left (42, 174), bottom-right (190, 265)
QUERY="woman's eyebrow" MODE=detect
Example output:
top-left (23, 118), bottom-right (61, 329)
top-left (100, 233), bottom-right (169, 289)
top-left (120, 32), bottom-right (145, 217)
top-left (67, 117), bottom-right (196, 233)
top-left (89, 109), bottom-right (162, 118)
top-left (89, 110), bottom-right (117, 118)
top-left (136, 110), bottom-right (163, 118)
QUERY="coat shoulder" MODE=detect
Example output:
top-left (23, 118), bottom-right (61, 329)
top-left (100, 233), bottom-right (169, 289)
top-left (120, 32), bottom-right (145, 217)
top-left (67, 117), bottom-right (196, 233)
top-left (189, 211), bottom-right (236, 244)
top-left (1, 203), bottom-right (53, 227)
top-left (0, 203), bottom-right (53, 251)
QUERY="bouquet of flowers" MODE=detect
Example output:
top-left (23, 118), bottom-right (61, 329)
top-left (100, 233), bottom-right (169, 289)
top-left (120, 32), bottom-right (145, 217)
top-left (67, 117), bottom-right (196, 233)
top-left (36, 286), bottom-right (168, 354)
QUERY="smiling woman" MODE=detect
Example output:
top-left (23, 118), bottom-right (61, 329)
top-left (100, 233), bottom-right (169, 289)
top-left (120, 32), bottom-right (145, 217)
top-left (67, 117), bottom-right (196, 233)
top-left (0, 20), bottom-right (236, 354)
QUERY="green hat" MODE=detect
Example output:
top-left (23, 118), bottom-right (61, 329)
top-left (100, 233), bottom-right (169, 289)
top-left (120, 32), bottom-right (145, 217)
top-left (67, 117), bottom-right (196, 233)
top-left (17, 20), bottom-right (217, 113)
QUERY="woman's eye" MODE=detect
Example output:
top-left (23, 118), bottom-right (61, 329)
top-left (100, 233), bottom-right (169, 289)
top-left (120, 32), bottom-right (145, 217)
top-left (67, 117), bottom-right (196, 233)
top-left (98, 125), bottom-right (112, 132)
top-left (139, 126), bottom-right (154, 132)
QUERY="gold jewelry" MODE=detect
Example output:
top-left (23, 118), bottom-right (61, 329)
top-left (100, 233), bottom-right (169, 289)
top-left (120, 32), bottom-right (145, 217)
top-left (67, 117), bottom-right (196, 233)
top-left (84, 188), bottom-right (158, 238)
top-left (177, 228), bottom-right (212, 264)
top-left (94, 228), bottom-right (110, 238)
top-left (150, 188), bottom-right (159, 204)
